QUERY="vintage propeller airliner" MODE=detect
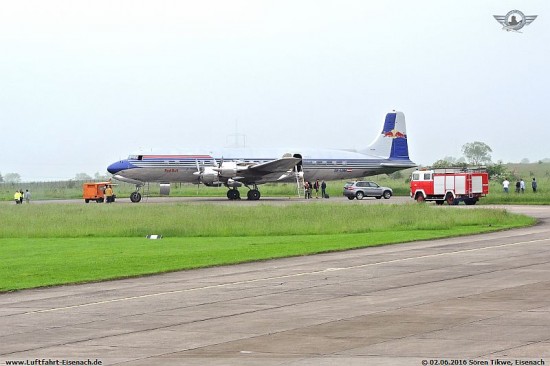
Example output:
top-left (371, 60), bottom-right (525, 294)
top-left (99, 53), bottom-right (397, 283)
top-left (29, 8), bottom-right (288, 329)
top-left (107, 111), bottom-right (416, 202)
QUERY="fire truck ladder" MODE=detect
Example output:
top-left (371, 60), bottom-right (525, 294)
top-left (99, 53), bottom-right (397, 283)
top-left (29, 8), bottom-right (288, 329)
top-left (467, 175), bottom-right (474, 198)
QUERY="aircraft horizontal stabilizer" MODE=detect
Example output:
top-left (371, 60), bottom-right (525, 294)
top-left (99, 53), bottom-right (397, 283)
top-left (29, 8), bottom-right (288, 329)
top-left (380, 162), bottom-right (416, 168)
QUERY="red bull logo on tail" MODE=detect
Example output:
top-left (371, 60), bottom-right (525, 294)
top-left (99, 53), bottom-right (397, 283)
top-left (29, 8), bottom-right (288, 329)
top-left (384, 128), bottom-right (407, 139)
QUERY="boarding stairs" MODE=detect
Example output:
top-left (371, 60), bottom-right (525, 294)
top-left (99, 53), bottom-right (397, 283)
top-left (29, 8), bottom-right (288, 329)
top-left (294, 166), bottom-right (306, 198)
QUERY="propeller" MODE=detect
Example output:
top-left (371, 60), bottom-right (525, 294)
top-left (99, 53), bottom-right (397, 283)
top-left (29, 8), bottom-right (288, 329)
top-left (193, 158), bottom-right (223, 187)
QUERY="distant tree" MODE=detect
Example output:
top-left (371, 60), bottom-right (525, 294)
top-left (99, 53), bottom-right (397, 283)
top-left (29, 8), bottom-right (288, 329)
top-left (486, 162), bottom-right (510, 180)
top-left (4, 173), bottom-right (21, 183)
top-left (520, 158), bottom-right (530, 164)
top-left (462, 141), bottom-right (492, 166)
top-left (442, 156), bottom-right (459, 164)
top-left (74, 173), bottom-right (92, 181)
top-left (389, 170), bottom-right (403, 179)
top-left (94, 172), bottom-right (109, 180)
top-left (431, 159), bottom-right (454, 168)
top-left (431, 159), bottom-right (468, 169)
top-left (0, 172), bottom-right (3, 183)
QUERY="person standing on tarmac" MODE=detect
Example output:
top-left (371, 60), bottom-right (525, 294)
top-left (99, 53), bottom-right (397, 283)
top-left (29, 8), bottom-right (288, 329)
top-left (14, 190), bottom-right (21, 204)
top-left (104, 185), bottom-right (114, 203)
top-left (313, 179), bottom-right (320, 198)
top-left (321, 180), bottom-right (327, 198)
top-left (24, 189), bottom-right (31, 203)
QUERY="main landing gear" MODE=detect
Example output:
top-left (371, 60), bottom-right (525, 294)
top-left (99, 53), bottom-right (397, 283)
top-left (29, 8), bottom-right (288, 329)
top-left (226, 188), bottom-right (240, 200)
top-left (226, 185), bottom-right (261, 201)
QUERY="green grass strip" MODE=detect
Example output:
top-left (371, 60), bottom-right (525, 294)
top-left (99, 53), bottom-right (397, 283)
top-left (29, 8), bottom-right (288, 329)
top-left (0, 203), bottom-right (535, 292)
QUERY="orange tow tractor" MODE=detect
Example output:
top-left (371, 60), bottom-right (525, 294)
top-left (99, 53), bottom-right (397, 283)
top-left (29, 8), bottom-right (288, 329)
top-left (83, 181), bottom-right (116, 203)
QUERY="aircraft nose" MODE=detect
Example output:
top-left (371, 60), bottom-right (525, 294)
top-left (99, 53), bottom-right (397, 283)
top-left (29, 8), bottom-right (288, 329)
top-left (107, 160), bottom-right (131, 174)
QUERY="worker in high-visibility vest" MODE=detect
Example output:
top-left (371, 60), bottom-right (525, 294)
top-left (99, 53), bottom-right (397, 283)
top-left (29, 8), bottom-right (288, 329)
top-left (105, 185), bottom-right (114, 203)
top-left (14, 190), bottom-right (21, 204)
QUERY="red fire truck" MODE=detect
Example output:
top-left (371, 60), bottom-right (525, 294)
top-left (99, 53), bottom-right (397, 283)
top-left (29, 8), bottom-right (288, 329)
top-left (410, 168), bottom-right (489, 205)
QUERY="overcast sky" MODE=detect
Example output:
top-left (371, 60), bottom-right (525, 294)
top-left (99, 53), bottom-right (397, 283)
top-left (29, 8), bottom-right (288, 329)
top-left (1, 1), bottom-right (548, 181)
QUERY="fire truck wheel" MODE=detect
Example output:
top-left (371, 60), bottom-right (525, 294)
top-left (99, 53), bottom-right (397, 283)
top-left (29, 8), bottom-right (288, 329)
top-left (445, 193), bottom-right (455, 205)
top-left (415, 193), bottom-right (425, 203)
top-left (436, 200), bottom-right (444, 205)
top-left (464, 198), bottom-right (477, 205)
top-left (356, 192), bottom-right (364, 200)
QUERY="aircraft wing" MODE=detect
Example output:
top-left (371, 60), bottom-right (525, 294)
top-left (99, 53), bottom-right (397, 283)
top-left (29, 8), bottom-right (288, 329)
top-left (234, 157), bottom-right (301, 183)
top-left (246, 157), bottom-right (301, 173)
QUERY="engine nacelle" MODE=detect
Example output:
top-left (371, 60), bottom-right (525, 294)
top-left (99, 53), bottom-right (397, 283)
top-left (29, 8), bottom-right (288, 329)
top-left (226, 179), bottom-right (243, 188)
top-left (201, 173), bottom-right (223, 187)
top-left (216, 168), bottom-right (238, 177)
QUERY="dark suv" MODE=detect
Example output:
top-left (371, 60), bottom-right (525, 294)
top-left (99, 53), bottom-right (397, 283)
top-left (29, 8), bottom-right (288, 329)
top-left (343, 181), bottom-right (393, 200)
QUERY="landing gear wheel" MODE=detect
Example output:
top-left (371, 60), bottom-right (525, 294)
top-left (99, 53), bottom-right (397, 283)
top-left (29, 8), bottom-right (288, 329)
top-left (356, 192), bottom-right (364, 200)
top-left (247, 189), bottom-right (261, 200)
top-left (227, 189), bottom-right (240, 200)
top-left (130, 192), bottom-right (142, 203)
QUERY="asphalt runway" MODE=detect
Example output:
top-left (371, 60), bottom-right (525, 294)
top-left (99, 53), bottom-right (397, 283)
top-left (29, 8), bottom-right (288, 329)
top-left (1, 205), bottom-right (550, 365)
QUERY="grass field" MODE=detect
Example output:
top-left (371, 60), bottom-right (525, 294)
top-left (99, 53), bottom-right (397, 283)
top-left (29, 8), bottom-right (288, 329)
top-left (0, 202), bottom-right (535, 292)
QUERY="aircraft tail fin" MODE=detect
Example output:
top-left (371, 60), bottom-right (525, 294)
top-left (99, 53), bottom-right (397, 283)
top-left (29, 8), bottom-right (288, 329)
top-left (361, 111), bottom-right (410, 160)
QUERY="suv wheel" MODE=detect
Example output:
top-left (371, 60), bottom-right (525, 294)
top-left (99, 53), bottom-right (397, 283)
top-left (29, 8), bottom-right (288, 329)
top-left (356, 191), bottom-right (364, 200)
top-left (383, 190), bottom-right (392, 199)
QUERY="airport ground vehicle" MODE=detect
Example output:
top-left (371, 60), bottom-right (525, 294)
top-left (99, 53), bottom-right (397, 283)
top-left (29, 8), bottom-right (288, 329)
top-left (343, 181), bottom-right (393, 200)
top-left (410, 168), bottom-right (489, 205)
top-left (82, 182), bottom-right (116, 203)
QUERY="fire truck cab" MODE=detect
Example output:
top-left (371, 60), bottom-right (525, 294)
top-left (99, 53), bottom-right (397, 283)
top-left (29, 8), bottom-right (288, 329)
top-left (410, 168), bottom-right (489, 205)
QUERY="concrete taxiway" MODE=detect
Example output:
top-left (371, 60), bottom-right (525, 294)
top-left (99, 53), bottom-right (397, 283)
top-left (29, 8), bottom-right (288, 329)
top-left (1, 205), bottom-right (549, 365)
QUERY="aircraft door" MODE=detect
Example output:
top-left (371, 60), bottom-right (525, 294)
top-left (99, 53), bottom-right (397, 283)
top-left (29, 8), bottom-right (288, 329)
top-left (293, 154), bottom-right (303, 172)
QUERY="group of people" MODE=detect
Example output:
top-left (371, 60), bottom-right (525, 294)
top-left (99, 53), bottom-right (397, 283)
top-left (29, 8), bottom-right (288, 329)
top-left (14, 189), bottom-right (31, 204)
top-left (502, 178), bottom-right (538, 193)
top-left (304, 179), bottom-right (327, 199)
